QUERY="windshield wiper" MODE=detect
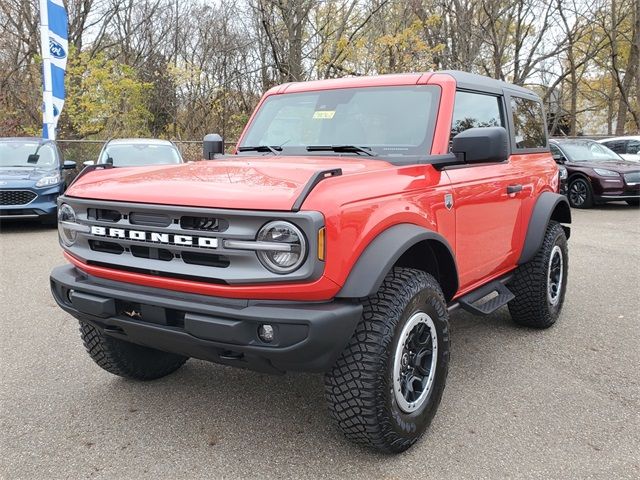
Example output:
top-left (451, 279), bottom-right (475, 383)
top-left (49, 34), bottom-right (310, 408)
top-left (306, 145), bottom-right (377, 156)
top-left (237, 145), bottom-right (282, 155)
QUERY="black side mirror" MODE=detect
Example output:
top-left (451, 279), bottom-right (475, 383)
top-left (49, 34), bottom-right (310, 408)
top-left (553, 155), bottom-right (566, 164)
top-left (203, 134), bottom-right (224, 159)
top-left (452, 126), bottom-right (509, 164)
top-left (63, 160), bottom-right (76, 170)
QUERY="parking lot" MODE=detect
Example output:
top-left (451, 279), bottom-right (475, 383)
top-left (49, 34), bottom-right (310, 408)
top-left (1, 204), bottom-right (639, 479)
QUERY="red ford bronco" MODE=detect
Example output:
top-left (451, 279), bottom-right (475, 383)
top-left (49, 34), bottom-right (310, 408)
top-left (50, 71), bottom-right (571, 453)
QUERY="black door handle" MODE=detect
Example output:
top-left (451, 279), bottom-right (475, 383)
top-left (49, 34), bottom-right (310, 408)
top-left (507, 184), bottom-right (523, 194)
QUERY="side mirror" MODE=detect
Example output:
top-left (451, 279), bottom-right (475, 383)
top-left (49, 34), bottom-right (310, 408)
top-left (27, 154), bottom-right (40, 164)
top-left (452, 126), bottom-right (509, 164)
top-left (203, 134), bottom-right (224, 159)
top-left (553, 155), bottom-right (566, 164)
top-left (63, 160), bottom-right (77, 170)
top-left (83, 160), bottom-right (95, 167)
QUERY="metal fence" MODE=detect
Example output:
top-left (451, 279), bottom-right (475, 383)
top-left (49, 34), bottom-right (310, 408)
top-left (56, 139), bottom-right (237, 165)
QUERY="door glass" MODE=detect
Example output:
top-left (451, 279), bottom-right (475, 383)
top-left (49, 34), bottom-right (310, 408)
top-left (511, 97), bottom-right (547, 148)
top-left (450, 91), bottom-right (504, 137)
top-left (627, 140), bottom-right (640, 154)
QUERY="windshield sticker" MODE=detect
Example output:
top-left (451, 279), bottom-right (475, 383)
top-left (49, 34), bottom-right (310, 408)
top-left (313, 110), bottom-right (336, 119)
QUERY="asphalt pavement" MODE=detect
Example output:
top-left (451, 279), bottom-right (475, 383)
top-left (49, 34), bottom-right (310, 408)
top-left (1, 204), bottom-right (639, 479)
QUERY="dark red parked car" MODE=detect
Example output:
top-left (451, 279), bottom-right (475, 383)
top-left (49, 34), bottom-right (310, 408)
top-left (550, 139), bottom-right (640, 208)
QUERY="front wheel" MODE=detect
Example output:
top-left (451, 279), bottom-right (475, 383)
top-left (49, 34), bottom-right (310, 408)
top-left (79, 322), bottom-right (188, 380)
top-left (324, 268), bottom-right (450, 453)
top-left (568, 178), bottom-right (593, 208)
top-left (508, 221), bottom-right (568, 328)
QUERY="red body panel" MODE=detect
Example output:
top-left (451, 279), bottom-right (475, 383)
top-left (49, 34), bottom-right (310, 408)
top-left (64, 72), bottom-right (558, 302)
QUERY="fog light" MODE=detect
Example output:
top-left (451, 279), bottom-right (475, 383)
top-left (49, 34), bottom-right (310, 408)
top-left (258, 324), bottom-right (275, 343)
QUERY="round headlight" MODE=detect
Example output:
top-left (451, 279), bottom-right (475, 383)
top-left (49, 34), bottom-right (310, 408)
top-left (256, 221), bottom-right (307, 274)
top-left (58, 203), bottom-right (77, 246)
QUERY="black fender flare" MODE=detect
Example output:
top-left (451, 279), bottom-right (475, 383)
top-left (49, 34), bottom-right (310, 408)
top-left (336, 224), bottom-right (458, 300)
top-left (518, 192), bottom-right (571, 265)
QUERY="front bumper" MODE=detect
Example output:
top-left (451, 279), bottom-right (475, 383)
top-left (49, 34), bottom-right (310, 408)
top-left (50, 264), bottom-right (362, 373)
top-left (0, 185), bottom-right (61, 219)
top-left (592, 177), bottom-right (640, 202)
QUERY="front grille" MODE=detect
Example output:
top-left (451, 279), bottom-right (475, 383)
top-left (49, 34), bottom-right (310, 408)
top-left (0, 190), bottom-right (36, 206)
top-left (624, 172), bottom-right (640, 184)
top-left (61, 197), bottom-right (322, 285)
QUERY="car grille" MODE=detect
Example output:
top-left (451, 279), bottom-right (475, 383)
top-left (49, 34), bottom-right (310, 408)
top-left (60, 198), bottom-right (322, 285)
top-left (0, 190), bottom-right (37, 206)
top-left (624, 172), bottom-right (640, 184)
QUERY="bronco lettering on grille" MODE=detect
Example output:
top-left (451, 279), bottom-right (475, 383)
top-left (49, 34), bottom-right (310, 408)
top-left (90, 225), bottom-right (218, 249)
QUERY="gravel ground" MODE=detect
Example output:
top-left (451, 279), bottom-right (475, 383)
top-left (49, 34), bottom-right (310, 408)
top-left (1, 204), bottom-right (639, 479)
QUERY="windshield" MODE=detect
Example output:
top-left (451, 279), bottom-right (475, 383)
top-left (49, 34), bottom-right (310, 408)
top-left (0, 142), bottom-right (57, 168)
top-left (559, 141), bottom-right (622, 162)
top-left (100, 144), bottom-right (182, 167)
top-left (239, 85), bottom-right (440, 158)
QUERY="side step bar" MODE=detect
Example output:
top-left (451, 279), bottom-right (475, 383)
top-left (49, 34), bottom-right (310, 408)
top-left (455, 280), bottom-right (515, 316)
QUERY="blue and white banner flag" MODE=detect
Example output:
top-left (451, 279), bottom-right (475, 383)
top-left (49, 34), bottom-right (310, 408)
top-left (40, 0), bottom-right (68, 139)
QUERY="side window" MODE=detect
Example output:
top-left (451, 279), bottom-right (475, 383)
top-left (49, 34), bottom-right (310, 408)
top-left (550, 143), bottom-right (564, 161)
top-left (626, 140), bottom-right (640, 154)
top-left (603, 140), bottom-right (623, 154)
top-left (451, 91), bottom-right (504, 138)
top-left (511, 96), bottom-right (547, 149)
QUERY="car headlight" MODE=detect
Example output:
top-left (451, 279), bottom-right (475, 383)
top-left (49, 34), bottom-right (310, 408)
top-left (35, 172), bottom-right (61, 187)
top-left (256, 221), bottom-right (307, 274)
top-left (558, 166), bottom-right (568, 180)
top-left (593, 168), bottom-right (619, 177)
top-left (58, 203), bottom-right (78, 246)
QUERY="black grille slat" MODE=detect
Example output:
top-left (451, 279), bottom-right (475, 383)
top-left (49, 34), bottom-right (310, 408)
top-left (129, 212), bottom-right (171, 227)
top-left (182, 251), bottom-right (230, 268)
top-left (180, 215), bottom-right (229, 232)
top-left (0, 190), bottom-right (36, 206)
top-left (87, 208), bottom-right (121, 222)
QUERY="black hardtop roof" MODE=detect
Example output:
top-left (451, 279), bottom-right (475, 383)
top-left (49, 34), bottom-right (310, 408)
top-left (441, 70), bottom-right (540, 98)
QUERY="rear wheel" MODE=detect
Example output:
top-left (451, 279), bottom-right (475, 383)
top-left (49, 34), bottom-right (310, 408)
top-left (626, 199), bottom-right (640, 207)
top-left (79, 322), bottom-right (188, 380)
top-left (508, 221), bottom-right (568, 328)
top-left (568, 177), bottom-right (593, 208)
top-left (324, 268), bottom-right (450, 453)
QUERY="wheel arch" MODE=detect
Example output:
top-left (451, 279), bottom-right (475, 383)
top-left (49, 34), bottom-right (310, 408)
top-left (518, 192), bottom-right (571, 265)
top-left (336, 224), bottom-right (459, 302)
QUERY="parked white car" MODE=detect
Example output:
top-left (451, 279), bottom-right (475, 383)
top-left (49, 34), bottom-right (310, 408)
top-left (84, 138), bottom-right (184, 167)
top-left (597, 136), bottom-right (640, 162)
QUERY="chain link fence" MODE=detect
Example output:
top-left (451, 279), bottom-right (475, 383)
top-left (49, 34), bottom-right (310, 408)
top-left (56, 139), bottom-right (237, 165)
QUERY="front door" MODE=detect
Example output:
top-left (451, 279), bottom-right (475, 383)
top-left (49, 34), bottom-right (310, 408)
top-left (445, 90), bottom-right (525, 291)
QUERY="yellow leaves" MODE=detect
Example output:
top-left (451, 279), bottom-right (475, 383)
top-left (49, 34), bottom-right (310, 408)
top-left (65, 51), bottom-right (152, 138)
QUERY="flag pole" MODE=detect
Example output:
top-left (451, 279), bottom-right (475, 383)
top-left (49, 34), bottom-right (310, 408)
top-left (39, 0), bottom-right (55, 140)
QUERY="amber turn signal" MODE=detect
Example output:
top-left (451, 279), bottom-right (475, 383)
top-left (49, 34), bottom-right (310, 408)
top-left (318, 227), bottom-right (326, 261)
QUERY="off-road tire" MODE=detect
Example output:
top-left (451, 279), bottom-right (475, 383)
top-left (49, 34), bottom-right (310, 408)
top-left (79, 321), bottom-right (188, 380)
top-left (626, 199), bottom-right (640, 207)
top-left (568, 177), bottom-right (593, 208)
top-left (508, 221), bottom-right (568, 328)
top-left (324, 268), bottom-right (450, 453)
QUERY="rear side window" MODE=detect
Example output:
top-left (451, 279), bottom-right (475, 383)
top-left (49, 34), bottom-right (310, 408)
top-left (511, 96), bottom-right (546, 149)
top-left (602, 140), bottom-right (623, 153)
top-left (626, 140), bottom-right (640, 154)
top-left (451, 91), bottom-right (504, 137)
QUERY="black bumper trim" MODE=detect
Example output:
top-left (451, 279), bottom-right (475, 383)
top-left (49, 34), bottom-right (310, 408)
top-left (50, 265), bottom-right (362, 373)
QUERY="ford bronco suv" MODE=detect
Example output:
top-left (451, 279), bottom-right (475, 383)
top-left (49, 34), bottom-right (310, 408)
top-left (50, 71), bottom-right (571, 453)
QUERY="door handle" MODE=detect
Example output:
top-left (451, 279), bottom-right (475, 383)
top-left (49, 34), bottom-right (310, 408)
top-left (507, 184), bottom-right (523, 194)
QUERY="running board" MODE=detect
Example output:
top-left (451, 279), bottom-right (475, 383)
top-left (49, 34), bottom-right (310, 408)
top-left (456, 281), bottom-right (515, 316)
